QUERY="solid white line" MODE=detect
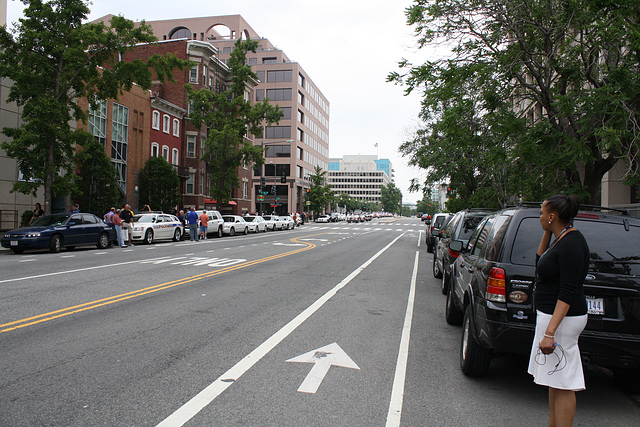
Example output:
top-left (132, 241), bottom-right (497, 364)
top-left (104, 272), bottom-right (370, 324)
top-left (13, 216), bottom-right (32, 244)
top-left (416, 231), bottom-right (422, 248)
top-left (0, 259), bottom-right (142, 284)
top-left (386, 251), bottom-right (419, 427)
top-left (156, 232), bottom-right (406, 427)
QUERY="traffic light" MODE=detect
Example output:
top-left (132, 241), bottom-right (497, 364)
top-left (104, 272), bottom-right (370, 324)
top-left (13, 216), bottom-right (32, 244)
top-left (280, 174), bottom-right (286, 183)
top-left (260, 177), bottom-right (266, 187)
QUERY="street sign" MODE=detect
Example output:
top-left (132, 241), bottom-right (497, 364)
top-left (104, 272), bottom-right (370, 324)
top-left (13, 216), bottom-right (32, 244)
top-left (305, 201), bottom-right (311, 206)
top-left (257, 195), bottom-right (264, 201)
top-left (275, 197), bottom-right (280, 200)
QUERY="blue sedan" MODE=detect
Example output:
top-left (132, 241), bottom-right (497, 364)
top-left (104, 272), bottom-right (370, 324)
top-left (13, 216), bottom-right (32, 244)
top-left (1, 213), bottom-right (116, 254)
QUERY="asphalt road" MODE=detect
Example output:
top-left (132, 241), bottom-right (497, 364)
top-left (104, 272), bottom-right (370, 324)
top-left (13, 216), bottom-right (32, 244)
top-left (0, 218), bottom-right (638, 426)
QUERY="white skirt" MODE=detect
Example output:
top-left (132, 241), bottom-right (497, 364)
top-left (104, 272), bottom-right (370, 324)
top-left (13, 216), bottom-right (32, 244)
top-left (527, 310), bottom-right (588, 391)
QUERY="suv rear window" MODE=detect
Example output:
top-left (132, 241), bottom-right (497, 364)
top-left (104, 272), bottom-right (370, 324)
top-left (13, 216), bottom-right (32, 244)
top-left (510, 217), bottom-right (640, 275)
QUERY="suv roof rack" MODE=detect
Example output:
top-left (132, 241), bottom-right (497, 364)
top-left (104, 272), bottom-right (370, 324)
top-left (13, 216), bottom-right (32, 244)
top-left (511, 201), bottom-right (629, 215)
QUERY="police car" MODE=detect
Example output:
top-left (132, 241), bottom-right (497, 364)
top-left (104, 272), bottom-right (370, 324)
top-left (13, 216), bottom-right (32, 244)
top-left (131, 213), bottom-right (183, 244)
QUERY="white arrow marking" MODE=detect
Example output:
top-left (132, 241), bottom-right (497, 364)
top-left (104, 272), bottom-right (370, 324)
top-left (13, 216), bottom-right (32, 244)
top-left (272, 242), bottom-right (306, 246)
top-left (286, 343), bottom-right (360, 393)
top-left (301, 238), bottom-right (328, 242)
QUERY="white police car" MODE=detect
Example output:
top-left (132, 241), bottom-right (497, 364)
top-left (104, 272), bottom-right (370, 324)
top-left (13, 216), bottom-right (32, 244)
top-left (131, 213), bottom-right (183, 244)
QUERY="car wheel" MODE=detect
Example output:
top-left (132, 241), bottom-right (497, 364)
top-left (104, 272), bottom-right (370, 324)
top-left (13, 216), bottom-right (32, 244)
top-left (97, 232), bottom-right (110, 249)
top-left (445, 282), bottom-right (464, 325)
top-left (613, 368), bottom-right (640, 394)
top-left (144, 229), bottom-right (153, 244)
top-left (49, 234), bottom-right (62, 253)
top-left (441, 269), bottom-right (450, 295)
top-left (229, 227), bottom-right (235, 236)
top-left (263, 226), bottom-right (267, 233)
top-left (460, 305), bottom-right (492, 377)
top-left (243, 226), bottom-right (248, 235)
top-left (433, 252), bottom-right (443, 279)
top-left (173, 228), bottom-right (181, 242)
top-left (215, 226), bottom-right (223, 238)
top-left (426, 241), bottom-right (433, 253)
top-left (10, 248), bottom-right (24, 254)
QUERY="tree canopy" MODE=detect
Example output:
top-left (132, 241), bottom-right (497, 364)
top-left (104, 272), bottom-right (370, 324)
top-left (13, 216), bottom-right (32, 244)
top-left (390, 0), bottom-right (640, 205)
top-left (0, 0), bottom-right (187, 214)
top-left (380, 182), bottom-right (403, 213)
top-left (186, 38), bottom-right (283, 211)
top-left (137, 157), bottom-right (180, 213)
top-left (307, 166), bottom-right (334, 215)
top-left (76, 137), bottom-right (119, 216)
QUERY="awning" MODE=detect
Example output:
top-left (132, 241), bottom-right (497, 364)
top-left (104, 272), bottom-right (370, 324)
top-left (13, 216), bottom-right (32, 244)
top-left (205, 199), bottom-right (238, 206)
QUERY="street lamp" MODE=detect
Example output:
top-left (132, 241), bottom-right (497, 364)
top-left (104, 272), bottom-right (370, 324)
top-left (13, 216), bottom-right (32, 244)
top-left (259, 139), bottom-right (293, 215)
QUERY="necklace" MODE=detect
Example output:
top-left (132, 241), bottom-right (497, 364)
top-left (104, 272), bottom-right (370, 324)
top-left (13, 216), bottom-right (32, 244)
top-left (541, 225), bottom-right (573, 259)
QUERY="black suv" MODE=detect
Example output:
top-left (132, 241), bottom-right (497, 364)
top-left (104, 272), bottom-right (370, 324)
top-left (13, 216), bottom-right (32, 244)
top-left (444, 204), bottom-right (640, 392)
top-left (433, 209), bottom-right (493, 294)
top-left (425, 213), bottom-right (451, 253)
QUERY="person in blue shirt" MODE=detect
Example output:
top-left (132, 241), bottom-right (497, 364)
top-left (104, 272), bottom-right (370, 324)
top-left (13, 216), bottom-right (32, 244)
top-left (186, 207), bottom-right (199, 242)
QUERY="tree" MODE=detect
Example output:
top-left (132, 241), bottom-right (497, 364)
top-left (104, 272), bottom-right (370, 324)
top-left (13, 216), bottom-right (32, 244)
top-left (380, 182), bottom-right (403, 213)
top-left (308, 166), bottom-right (333, 216)
top-left (0, 0), bottom-right (187, 214)
top-left (138, 157), bottom-right (180, 213)
top-left (390, 0), bottom-right (640, 204)
top-left (186, 38), bottom-right (283, 211)
top-left (76, 138), bottom-right (119, 216)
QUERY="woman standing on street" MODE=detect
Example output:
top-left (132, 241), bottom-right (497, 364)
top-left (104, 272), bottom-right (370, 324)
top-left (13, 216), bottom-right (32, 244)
top-left (528, 194), bottom-right (589, 427)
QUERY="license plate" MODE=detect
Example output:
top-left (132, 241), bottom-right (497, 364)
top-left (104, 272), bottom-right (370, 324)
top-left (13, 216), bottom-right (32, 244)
top-left (586, 297), bottom-right (604, 315)
top-left (10, 240), bottom-right (18, 246)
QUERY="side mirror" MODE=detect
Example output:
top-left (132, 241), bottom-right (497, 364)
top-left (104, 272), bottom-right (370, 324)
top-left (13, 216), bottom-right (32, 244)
top-left (449, 240), bottom-right (464, 253)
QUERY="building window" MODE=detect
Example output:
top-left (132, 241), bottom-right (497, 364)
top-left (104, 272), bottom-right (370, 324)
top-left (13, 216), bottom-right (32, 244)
top-left (298, 73), bottom-right (305, 87)
top-left (256, 71), bottom-right (265, 82)
top-left (163, 115), bottom-right (170, 133)
top-left (88, 100), bottom-right (107, 146)
top-left (172, 148), bottom-right (179, 165)
top-left (188, 100), bottom-right (194, 115)
top-left (280, 107), bottom-right (291, 120)
top-left (262, 57), bottom-right (278, 64)
top-left (266, 70), bottom-right (292, 83)
top-left (265, 126), bottom-right (291, 139)
top-left (265, 88), bottom-right (292, 101)
top-left (202, 65), bottom-right (207, 85)
top-left (162, 145), bottom-right (169, 161)
top-left (223, 46), bottom-right (232, 54)
top-left (152, 110), bottom-right (160, 130)
top-left (298, 128), bottom-right (304, 141)
top-left (199, 170), bottom-right (204, 195)
top-left (173, 118), bottom-right (180, 137)
top-left (186, 173), bottom-right (195, 193)
top-left (187, 135), bottom-right (196, 158)
top-left (256, 89), bottom-right (265, 101)
top-left (151, 142), bottom-right (159, 157)
top-left (298, 146), bottom-right (303, 160)
top-left (190, 66), bottom-right (198, 83)
top-left (201, 137), bottom-right (206, 157)
top-left (111, 103), bottom-right (129, 194)
top-left (242, 180), bottom-right (248, 199)
top-left (247, 57), bottom-right (257, 65)
top-left (298, 91), bottom-right (304, 104)
top-left (297, 109), bottom-right (304, 123)
top-left (265, 145), bottom-right (291, 158)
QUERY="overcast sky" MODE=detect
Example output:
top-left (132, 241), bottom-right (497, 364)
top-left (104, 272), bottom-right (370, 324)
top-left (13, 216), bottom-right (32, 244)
top-left (7, 0), bottom-right (428, 204)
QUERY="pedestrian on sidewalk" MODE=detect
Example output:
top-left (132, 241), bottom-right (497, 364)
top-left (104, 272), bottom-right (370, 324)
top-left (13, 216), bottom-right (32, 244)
top-left (199, 210), bottom-right (209, 240)
top-left (113, 209), bottom-right (127, 248)
top-left (186, 207), bottom-right (199, 242)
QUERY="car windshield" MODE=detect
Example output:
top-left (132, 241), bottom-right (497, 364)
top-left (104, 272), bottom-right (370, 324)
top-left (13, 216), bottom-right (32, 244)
top-left (222, 216), bottom-right (236, 222)
top-left (30, 214), bottom-right (70, 227)
top-left (244, 217), bottom-right (256, 222)
top-left (263, 216), bottom-right (273, 220)
top-left (133, 215), bottom-right (155, 223)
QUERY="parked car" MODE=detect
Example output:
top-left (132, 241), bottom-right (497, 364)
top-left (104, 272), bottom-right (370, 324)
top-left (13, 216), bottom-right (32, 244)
top-left (1, 213), bottom-right (115, 253)
top-left (426, 213), bottom-right (451, 253)
top-left (263, 215), bottom-right (283, 230)
top-left (131, 213), bottom-right (183, 244)
top-left (221, 215), bottom-right (249, 236)
top-left (199, 210), bottom-right (224, 238)
top-left (315, 214), bottom-right (330, 223)
top-left (244, 215), bottom-right (267, 233)
top-left (280, 215), bottom-right (295, 230)
top-left (445, 204), bottom-right (640, 392)
top-left (434, 209), bottom-right (493, 294)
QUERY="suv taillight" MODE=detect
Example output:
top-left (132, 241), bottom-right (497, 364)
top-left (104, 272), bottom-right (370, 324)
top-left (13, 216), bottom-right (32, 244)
top-left (486, 267), bottom-right (506, 303)
top-left (449, 248), bottom-right (459, 258)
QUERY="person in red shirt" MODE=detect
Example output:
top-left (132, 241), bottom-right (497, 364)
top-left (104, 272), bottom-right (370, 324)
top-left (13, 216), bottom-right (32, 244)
top-left (199, 211), bottom-right (209, 240)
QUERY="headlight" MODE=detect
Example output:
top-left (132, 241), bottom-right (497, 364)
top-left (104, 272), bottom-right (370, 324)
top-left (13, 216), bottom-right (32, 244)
top-left (4, 233), bottom-right (9, 238)
top-left (25, 232), bottom-right (41, 237)
top-left (133, 227), bottom-right (142, 231)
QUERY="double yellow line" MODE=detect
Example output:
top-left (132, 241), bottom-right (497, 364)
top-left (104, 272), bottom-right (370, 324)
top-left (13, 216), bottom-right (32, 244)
top-left (0, 234), bottom-right (325, 334)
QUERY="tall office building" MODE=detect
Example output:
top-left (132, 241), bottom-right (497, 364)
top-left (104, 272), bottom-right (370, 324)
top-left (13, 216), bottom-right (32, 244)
top-left (328, 155), bottom-right (394, 204)
top-left (145, 15), bottom-right (330, 216)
